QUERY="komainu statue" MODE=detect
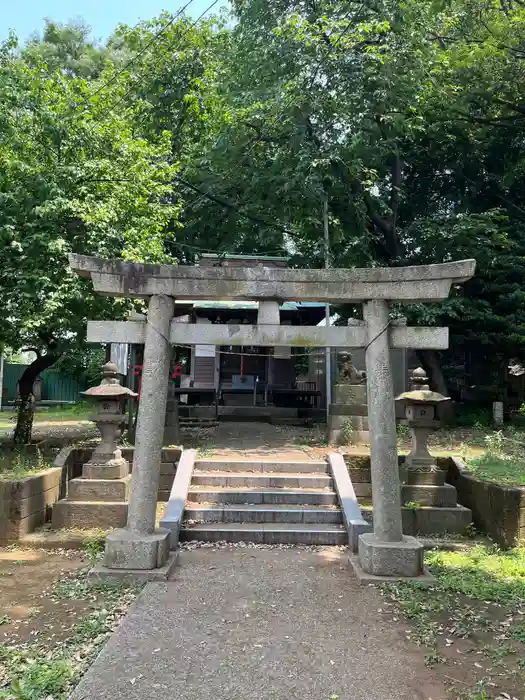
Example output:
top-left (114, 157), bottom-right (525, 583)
top-left (337, 351), bottom-right (366, 384)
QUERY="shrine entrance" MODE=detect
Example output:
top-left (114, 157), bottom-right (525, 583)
top-left (69, 253), bottom-right (475, 581)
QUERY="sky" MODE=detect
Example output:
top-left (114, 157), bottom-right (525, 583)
top-left (0, 0), bottom-right (227, 44)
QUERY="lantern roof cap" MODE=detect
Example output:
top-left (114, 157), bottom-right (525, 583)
top-left (396, 389), bottom-right (450, 404)
top-left (82, 362), bottom-right (137, 399)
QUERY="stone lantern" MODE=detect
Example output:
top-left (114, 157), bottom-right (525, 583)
top-left (81, 362), bottom-right (137, 480)
top-left (396, 367), bottom-right (450, 485)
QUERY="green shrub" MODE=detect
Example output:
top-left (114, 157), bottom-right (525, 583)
top-left (453, 407), bottom-right (492, 427)
top-left (2, 659), bottom-right (73, 700)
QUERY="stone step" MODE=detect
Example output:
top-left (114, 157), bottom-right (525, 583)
top-left (361, 504), bottom-right (472, 536)
top-left (329, 414), bottom-right (370, 431)
top-left (52, 500), bottom-right (127, 530)
top-left (68, 477), bottom-right (130, 503)
top-left (180, 522), bottom-right (347, 545)
top-left (353, 483), bottom-right (373, 499)
top-left (180, 421), bottom-right (219, 428)
top-left (161, 449), bottom-right (181, 462)
top-left (184, 504), bottom-right (343, 524)
top-left (328, 428), bottom-right (370, 445)
top-left (195, 460), bottom-right (329, 474)
top-left (402, 484), bottom-right (458, 507)
top-left (191, 472), bottom-right (333, 489)
top-left (186, 488), bottom-right (338, 506)
top-left (353, 483), bottom-right (459, 507)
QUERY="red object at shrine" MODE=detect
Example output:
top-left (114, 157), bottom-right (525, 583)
top-left (134, 364), bottom-right (143, 399)
top-left (133, 363), bottom-right (182, 399)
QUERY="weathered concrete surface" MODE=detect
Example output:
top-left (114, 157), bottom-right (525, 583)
top-left (328, 453), bottom-right (371, 552)
top-left (101, 294), bottom-right (174, 576)
top-left (363, 300), bottom-right (404, 544)
top-left (126, 294), bottom-right (174, 535)
top-left (69, 253), bottom-right (475, 302)
top-left (358, 532), bottom-right (425, 578)
top-left (0, 467), bottom-right (65, 543)
top-left (159, 449), bottom-right (197, 548)
top-left (87, 319), bottom-right (450, 349)
top-left (446, 456), bottom-right (525, 548)
top-left (70, 547), bottom-right (447, 700)
top-left (104, 528), bottom-right (171, 569)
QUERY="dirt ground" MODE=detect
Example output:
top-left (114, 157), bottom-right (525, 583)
top-left (1, 544), bottom-right (522, 699)
top-left (382, 589), bottom-right (525, 699)
top-left (0, 548), bottom-right (89, 648)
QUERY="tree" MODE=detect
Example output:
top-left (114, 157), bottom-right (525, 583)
top-left (99, 12), bottom-right (235, 261)
top-left (0, 36), bottom-right (180, 443)
top-left (22, 19), bottom-right (131, 79)
top-left (174, 0), bottom-right (525, 401)
top-left (395, 0), bottom-right (525, 400)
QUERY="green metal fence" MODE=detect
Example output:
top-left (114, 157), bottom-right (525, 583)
top-left (2, 364), bottom-right (86, 403)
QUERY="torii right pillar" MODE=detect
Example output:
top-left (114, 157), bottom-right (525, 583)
top-left (355, 261), bottom-right (475, 581)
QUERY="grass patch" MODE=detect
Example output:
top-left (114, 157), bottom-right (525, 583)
top-left (82, 533), bottom-right (106, 563)
top-left (383, 544), bottom-right (525, 699)
top-left (0, 404), bottom-right (91, 430)
top-left (0, 572), bottom-right (141, 699)
top-left (403, 501), bottom-right (422, 510)
top-left (0, 655), bottom-right (74, 700)
top-left (0, 450), bottom-right (53, 481)
top-left (425, 545), bottom-right (525, 603)
top-left (467, 453), bottom-right (525, 486)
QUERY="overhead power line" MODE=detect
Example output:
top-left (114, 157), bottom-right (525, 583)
top-left (173, 0), bottom-right (353, 237)
top-left (84, 0), bottom-right (198, 106)
top-left (14, 0), bottom-right (221, 174)
top-left (175, 175), bottom-right (297, 236)
top-left (32, 0), bottom-right (221, 154)
top-left (97, 0), bottom-right (221, 121)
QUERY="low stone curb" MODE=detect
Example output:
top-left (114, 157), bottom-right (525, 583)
top-left (160, 449), bottom-right (197, 548)
top-left (0, 466), bottom-right (66, 544)
top-left (328, 453), bottom-right (371, 552)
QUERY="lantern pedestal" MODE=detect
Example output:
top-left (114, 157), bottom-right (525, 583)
top-left (52, 363), bottom-right (137, 531)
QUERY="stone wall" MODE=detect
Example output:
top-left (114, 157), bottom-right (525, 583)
top-left (444, 456), bottom-right (525, 548)
top-left (0, 467), bottom-right (66, 543)
top-left (0, 446), bottom-right (182, 543)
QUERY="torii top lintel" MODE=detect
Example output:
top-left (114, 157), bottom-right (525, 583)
top-left (68, 254), bottom-right (475, 304)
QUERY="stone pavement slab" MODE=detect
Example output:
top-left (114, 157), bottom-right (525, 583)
top-left (71, 546), bottom-right (447, 700)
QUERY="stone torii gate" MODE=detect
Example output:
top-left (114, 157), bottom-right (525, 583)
top-left (69, 254), bottom-right (475, 580)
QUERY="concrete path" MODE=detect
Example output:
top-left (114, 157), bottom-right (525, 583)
top-left (72, 547), bottom-right (446, 700)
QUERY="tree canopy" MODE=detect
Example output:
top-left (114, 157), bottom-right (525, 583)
top-left (0, 31), bottom-right (180, 440)
top-left (3, 0), bottom-right (525, 440)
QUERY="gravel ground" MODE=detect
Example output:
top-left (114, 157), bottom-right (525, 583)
top-left (71, 546), bottom-right (447, 700)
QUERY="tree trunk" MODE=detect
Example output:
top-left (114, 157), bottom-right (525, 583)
top-left (13, 353), bottom-right (60, 445)
top-left (416, 350), bottom-right (449, 395)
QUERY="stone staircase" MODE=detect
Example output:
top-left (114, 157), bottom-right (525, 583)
top-left (180, 459), bottom-right (347, 545)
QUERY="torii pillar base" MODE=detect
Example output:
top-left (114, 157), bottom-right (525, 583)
top-left (356, 533), bottom-right (432, 579)
top-left (89, 529), bottom-right (178, 583)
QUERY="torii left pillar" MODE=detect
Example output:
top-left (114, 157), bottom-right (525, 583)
top-left (95, 294), bottom-right (177, 580)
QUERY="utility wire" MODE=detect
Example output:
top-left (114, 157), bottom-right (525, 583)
top-left (99, 0), bottom-right (220, 121)
top-left (25, 0), bottom-right (221, 159)
top-left (79, 0), bottom-right (198, 108)
top-left (9, 2), bottom-right (355, 262)
top-left (175, 175), bottom-right (297, 236)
